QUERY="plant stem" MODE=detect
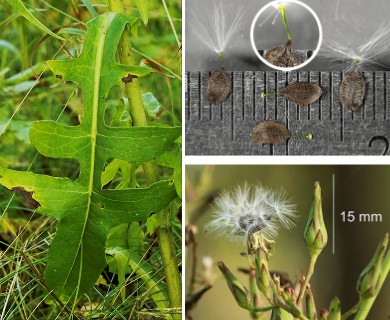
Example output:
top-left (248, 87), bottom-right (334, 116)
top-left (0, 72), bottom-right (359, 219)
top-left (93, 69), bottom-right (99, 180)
top-left (161, 0), bottom-right (180, 47)
top-left (354, 249), bottom-right (390, 320)
top-left (189, 227), bottom-right (198, 294)
top-left (156, 209), bottom-right (182, 319)
top-left (249, 269), bottom-right (260, 320)
top-left (108, 1), bottom-right (182, 317)
top-left (249, 306), bottom-right (275, 313)
top-left (341, 301), bottom-right (361, 320)
top-left (279, 5), bottom-right (291, 41)
top-left (108, 0), bottom-right (158, 184)
top-left (297, 255), bottom-right (318, 305)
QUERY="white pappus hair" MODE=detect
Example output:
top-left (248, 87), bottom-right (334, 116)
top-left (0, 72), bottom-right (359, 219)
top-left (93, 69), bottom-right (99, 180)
top-left (208, 183), bottom-right (297, 242)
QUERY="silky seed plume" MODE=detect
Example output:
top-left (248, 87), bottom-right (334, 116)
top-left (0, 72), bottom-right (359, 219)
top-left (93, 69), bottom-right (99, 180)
top-left (207, 183), bottom-right (297, 243)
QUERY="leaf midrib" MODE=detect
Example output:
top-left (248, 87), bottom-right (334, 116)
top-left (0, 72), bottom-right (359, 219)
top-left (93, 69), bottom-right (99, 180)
top-left (61, 15), bottom-right (110, 295)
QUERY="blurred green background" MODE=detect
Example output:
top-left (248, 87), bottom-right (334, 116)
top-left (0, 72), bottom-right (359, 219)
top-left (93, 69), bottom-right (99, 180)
top-left (186, 165), bottom-right (390, 319)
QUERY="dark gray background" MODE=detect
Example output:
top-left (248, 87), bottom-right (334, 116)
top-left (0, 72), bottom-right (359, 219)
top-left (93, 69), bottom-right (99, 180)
top-left (185, 0), bottom-right (390, 71)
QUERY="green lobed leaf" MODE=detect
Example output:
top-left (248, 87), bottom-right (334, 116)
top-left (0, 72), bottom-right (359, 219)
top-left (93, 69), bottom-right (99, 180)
top-left (0, 13), bottom-right (180, 302)
top-left (4, 0), bottom-right (65, 40)
top-left (134, 0), bottom-right (149, 25)
top-left (174, 151), bottom-right (182, 198)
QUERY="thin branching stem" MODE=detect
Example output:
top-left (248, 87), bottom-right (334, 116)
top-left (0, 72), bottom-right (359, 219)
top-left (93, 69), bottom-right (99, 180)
top-left (297, 255), bottom-right (318, 305)
top-left (341, 301), bottom-right (361, 320)
top-left (161, 0), bottom-right (180, 48)
top-left (188, 229), bottom-right (198, 294)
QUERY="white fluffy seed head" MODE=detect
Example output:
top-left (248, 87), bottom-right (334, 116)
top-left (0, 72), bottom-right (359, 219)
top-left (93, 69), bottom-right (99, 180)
top-left (207, 183), bottom-right (297, 243)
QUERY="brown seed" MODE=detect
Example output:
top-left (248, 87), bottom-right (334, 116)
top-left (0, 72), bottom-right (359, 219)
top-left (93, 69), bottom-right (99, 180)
top-left (251, 120), bottom-right (291, 144)
top-left (264, 40), bottom-right (304, 68)
top-left (339, 69), bottom-right (366, 112)
top-left (281, 82), bottom-right (323, 105)
top-left (207, 70), bottom-right (231, 104)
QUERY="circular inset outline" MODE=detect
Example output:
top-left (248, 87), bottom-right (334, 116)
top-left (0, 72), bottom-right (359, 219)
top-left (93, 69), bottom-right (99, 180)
top-left (250, 0), bottom-right (323, 71)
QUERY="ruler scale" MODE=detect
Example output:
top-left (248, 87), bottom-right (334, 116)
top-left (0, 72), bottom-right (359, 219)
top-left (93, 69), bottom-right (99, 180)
top-left (185, 71), bottom-right (390, 155)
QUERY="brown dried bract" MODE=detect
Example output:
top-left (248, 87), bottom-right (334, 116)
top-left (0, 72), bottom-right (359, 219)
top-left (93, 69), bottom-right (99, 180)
top-left (207, 70), bottom-right (231, 105)
top-left (339, 69), bottom-right (365, 112)
top-left (264, 40), bottom-right (304, 68)
top-left (281, 82), bottom-right (323, 105)
top-left (12, 187), bottom-right (40, 207)
top-left (251, 120), bottom-right (291, 144)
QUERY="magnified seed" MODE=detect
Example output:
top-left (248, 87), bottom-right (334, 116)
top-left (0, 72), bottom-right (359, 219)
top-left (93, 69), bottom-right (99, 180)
top-left (207, 70), bottom-right (232, 105)
top-left (339, 69), bottom-right (366, 112)
top-left (264, 40), bottom-right (304, 68)
top-left (251, 120), bottom-right (291, 144)
top-left (281, 82), bottom-right (323, 105)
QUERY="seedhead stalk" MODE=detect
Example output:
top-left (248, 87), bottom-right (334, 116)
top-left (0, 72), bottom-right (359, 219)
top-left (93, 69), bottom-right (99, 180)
top-left (293, 133), bottom-right (313, 140)
top-left (279, 5), bottom-right (291, 41)
top-left (261, 92), bottom-right (280, 98)
top-left (217, 51), bottom-right (224, 69)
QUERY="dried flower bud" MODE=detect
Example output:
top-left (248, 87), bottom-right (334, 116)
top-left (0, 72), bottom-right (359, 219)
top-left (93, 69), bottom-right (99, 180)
top-left (304, 181), bottom-right (328, 258)
top-left (319, 308), bottom-right (329, 320)
top-left (357, 233), bottom-right (389, 298)
top-left (328, 297), bottom-right (341, 320)
top-left (283, 286), bottom-right (301, 316)
top-left (217, 261), bottom-right (253, 309)
top-left (284, 286), bottom-right (297, 303)
top-left (255, 247), bottom-right (271, 299)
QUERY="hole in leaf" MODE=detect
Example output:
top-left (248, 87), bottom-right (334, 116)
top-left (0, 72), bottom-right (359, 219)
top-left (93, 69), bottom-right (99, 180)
top-left (104, 86), bottom-right (131, 127)
top-left (101, 158), bottom-right (134, 190)
top-left (31, 155), bottom-right (80, 180)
